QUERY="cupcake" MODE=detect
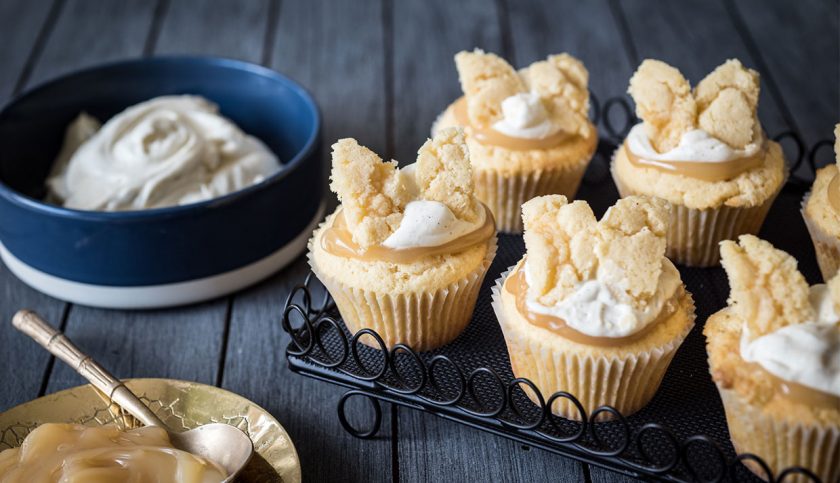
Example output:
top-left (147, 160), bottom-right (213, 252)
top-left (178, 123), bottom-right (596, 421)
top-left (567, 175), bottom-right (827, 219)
top-left (706, 235), bottom-right (839, 482)
top-left (309, 127), bottom-right (497, 351)
top-left (492, 195), bottom-right (695, 419)
top-left (433, 50), bottom-right (598, 233)
top-left (612, 59), bottom-right (787, 267)
top-left (802, 124), bottom-right (840, 281)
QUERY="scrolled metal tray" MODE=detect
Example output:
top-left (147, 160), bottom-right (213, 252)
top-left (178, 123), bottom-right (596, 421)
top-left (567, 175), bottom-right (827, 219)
top-left (280, 94), bottom-right (832, 482)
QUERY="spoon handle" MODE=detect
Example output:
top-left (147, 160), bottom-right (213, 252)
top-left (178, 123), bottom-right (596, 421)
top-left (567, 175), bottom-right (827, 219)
top-left (12, 309), bottom-right (165, 428)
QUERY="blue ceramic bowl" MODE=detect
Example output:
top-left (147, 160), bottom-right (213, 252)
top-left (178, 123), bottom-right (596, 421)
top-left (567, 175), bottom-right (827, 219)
top-left (0, 56), bottom-right (323, 308)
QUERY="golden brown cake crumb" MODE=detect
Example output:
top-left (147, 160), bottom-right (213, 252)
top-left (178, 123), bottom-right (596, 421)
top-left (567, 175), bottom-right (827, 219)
top-left (627, 59), bottom-right (697, 152)
top-left (521, 54), bottom-right (591, 137)
top-left (694, 59), bottom-right (760, 149)
top-left (454, 49), bottom-right (525, 127)
top-left (330, 128), bottom-right (479, 248)
top-left (521, 195), bottom-right (669, 307)
top-left (415, 127), bottom-right (478, 222)
top-left (719, 235), bottom-right (813, 340)
top-left (454, 49), bottom-right (591, 137)
top-left (330, 138), bottom-right (408, 248)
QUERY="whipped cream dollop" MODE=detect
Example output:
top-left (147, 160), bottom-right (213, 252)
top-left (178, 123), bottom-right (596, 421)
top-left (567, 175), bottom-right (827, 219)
top-left (492, 92), bottom-right (560, 139)
top-left (740, 284), bottom-right (840, 398)
top-left (47, 95), bottom-right (281, 211)
top-left (381, 163), bottom-right (485, 250)
top-left (626, 123), bottom-right (762, 164)
top-left (523, 258), bottom-right (682, 338)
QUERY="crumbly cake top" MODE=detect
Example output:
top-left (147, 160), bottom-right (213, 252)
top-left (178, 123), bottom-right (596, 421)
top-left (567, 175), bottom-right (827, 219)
top-left (719, 235), bottom-right (840, 340)
top-left (454, 49), bottom-right (591, 138)
top-left (330, 127), bottom-right (479, 248)
top-left (628, 59), bottom-right (760, 152)
top-left (521, 194), bottom-right (670, 308)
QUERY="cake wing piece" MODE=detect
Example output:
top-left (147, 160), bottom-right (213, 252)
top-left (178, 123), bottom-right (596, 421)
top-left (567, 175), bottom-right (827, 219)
top-left (454, 49), bottom-right (526, 127)
top-left (694, 59), bottom-right (760, 149)
top-left (330, 139), bottom-right (409, 248)
top-left (522, 195), bottom-right (599, 305)
top-left (522, 54), bottom-right (592, 138)
top-left (628, 59), bottom-right (697, 153)
top-left (596, 196), bottom-right (670, 302)
top-left (719, 235), bottom-right (814, 340)
top-left (415, 127), bottom-right (479, 222)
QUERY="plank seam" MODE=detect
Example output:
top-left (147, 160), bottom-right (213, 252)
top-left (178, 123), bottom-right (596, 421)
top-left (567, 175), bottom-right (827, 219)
top-left (391, 404), bottom-right (400, 483)
top-left (36, 303), bottom-right (71, 397)
top-left (606, 0), bottom-right (639, 68)
top-left (214, 297), bottom-right (234, 387)
top-left (12, 0), bottom-right (65, 95)
top-left (723, 0), bottom-right (801, 137)
top-left (382, 0), bottom-right (395, 161)
top-left (261, 0), bottom-right (281, 67)
top-left (143, 0), bottom-right (170, 56)
top-left (495, 0), bottom-right (515, 65)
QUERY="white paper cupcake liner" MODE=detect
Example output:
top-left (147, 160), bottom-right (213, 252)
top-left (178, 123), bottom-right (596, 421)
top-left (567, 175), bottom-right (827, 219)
top-left (718, 389), bottom-right (840, 483)
top-left (611, 159), bottom-right (781, 267)
top-left (474, 159), bottom-right (590, 234)
top-left (309, 236), bottom-right (497, 352)
top-left (801, 190), bottom-right (840, 281)
top-left (491, 265), bottom-right (695, 420)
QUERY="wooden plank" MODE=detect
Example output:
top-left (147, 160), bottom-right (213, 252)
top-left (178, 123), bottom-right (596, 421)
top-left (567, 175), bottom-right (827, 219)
top-left (0, 0), bottom-right (55, 102)
top-left (0, 0), bottom-right (67, 412)
top-left (391, 0), bottom-right (584, 480)
top-left (729, 0), bottom-right (838, 149)
top-left (154, 0), bottom-right (271, 62)
top-left (220, 1), bottom-right (393, 481)
top-left (26, 0), bottom-right (158, 85)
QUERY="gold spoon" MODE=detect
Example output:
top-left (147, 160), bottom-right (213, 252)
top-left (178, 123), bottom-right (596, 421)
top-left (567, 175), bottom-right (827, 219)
top-left (12, 309), bottom-right (253, 482)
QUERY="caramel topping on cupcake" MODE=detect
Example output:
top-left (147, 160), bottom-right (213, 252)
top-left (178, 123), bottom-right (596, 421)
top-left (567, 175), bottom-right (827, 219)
top-left (454, 49), bottom-right (591, 138)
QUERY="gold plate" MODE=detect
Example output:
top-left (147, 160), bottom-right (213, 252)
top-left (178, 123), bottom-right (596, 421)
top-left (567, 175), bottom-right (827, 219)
top-left (0, 378), bottom-right (301, 483)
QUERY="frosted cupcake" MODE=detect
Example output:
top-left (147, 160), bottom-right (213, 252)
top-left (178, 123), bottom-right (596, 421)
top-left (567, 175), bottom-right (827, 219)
top-left (802, 124), bottom-right (840, 281)
top-left (612, 59), bottom-right (786, 266)
top-left (492, 195), bottom-right (695, 418)
top-left (706, 236), bottom-right (839, 482)
top-left (309, 127), bottom-right (497, 351)
top-left (433, 50), bottom-right (597, 233)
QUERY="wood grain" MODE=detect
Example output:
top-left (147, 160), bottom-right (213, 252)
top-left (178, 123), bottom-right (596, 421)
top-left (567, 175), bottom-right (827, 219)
top-left (220, 1), bottom-right (394, 481)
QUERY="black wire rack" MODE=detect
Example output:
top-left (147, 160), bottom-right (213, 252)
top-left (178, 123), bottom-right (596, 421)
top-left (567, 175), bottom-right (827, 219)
top-left (281, 94), bottom-right (834, 483)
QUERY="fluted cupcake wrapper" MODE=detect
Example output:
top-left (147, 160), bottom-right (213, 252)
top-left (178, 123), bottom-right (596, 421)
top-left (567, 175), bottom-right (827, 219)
top-left (611, 162), bottom-right (780, 267)
top-left (801, 190), bottom-right (840, 281)
top-left (309, 236), bottom-right (497, 352)
top-left (490, 266), bottom-right (695, 420)
top-left (718, 389), bottom-right (840, 483)
top-left (475, 159), bottom-right (590, 234)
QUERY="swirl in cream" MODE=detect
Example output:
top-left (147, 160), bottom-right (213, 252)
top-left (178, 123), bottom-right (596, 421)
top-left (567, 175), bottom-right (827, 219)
top-left (740, 284), bottom-right (840, 398)
top-left (47, 95), bottom-right (281, 211)
top-left (523, 258), bottom-right (681, 339)
top-left (492, 92), bottom-right (560, 139)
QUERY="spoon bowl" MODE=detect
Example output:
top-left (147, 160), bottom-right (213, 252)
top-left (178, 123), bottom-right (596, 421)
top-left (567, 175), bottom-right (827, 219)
top-left (11, 309), bottom-right (253, 482)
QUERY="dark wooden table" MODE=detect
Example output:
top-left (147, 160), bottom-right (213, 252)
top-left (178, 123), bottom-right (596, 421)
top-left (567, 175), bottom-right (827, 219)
top-left (1, 1), bottom-right (837, 481)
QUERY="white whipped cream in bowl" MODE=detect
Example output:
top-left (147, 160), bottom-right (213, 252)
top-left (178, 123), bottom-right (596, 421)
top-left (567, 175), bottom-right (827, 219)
top-left (47, 95), bottom-right (282, 211)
